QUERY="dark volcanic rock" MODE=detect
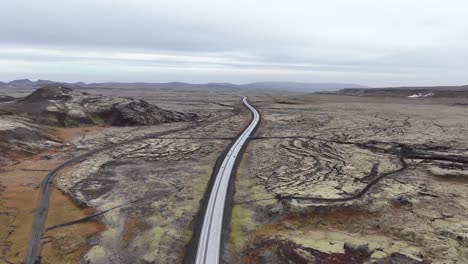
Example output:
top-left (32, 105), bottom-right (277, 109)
top-left (14, 85), bottom-right (197, 127)
top-left (0, 93), bottom-right (15, 102)
top-left (0, 115), bottom-right (60, 164)
top-left (243, 237), bottom-right (430, 264)
top-left (108, 99), bottom-right (193, 126)
top-left (21, 85), bottom-right (76, 101)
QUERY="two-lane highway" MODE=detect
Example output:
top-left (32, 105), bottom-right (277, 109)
top-left (24, 120), bottom-right (214, 264)
top-left (24, 96), bottom-right (259, 264)
top-left (195, 96), bottom-right (260, 264)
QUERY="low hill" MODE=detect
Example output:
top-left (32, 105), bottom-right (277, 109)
top-left (8, 85), bottom-right (197, 127)
top-left (0, 115), bottom-right (60, 165)
top-left (1, 79), bottom-right (365, 92)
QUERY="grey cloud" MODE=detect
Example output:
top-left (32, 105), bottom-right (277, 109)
top-left (0, 0), bottom-right (468, 86)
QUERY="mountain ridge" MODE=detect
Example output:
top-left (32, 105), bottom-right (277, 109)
top-left (3, 79), bottom-right (468, 93)
top-left (0, 79), bottom-right (367, 92)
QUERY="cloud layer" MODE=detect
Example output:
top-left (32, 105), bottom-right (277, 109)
top-left (1, 0), bottom-right (468, 86)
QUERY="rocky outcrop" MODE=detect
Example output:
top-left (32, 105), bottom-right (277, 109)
top-left (0, 115), bottom-right (60, 165)
top-left (15, 85), bottom-right (197, 127)
top-left (0, 93), bottom-right (14, 102)
top-left (243, 237), bottom-right (430, 264)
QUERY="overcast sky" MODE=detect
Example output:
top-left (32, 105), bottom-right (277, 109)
top-left (1, 0), bottom-right (468, 86)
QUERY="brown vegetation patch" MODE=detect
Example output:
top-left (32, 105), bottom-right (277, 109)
top-left (42, 188), bottom-right (105, 264)
top-left (54, 126), bottom-right (108, 142)
top-left (121, 217), bottom-right (151, 247)
top-left (0, 123), bottom-right (107, 263)
top-left (0, 153), bottom-right (60, 263)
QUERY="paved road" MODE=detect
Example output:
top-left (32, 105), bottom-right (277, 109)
top-left (195, 97), bottom-right (260, 264)
top-left (24, 97), bottom-right (256, 264)
top-left (23, 122), bottom-right (207, 264)
top-left (24, 152), bottom-right (97, 264)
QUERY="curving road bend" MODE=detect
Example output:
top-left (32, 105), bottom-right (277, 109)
top-left (24, 97), bottom-right (258, 264)
top-left (195, 97), bottom-right (260, 264)
top-left (24, 151), bottom-right (104, 264)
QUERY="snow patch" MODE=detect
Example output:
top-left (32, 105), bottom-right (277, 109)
top-left (408, 93), bottom-right (434, 98)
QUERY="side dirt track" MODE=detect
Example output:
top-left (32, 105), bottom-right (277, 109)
top-left (24, 121), bottom-right (203, 264)
top-left (4, 88), bottom-right (468, 264)
top-left (18, 89), bottom-right (250, 264)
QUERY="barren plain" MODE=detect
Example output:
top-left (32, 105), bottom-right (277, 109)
top-left (0, 86), bottom-right (467, 264)
top-left (233, 94), bottom-right (468, 264)
top-left (0, 87), bottom-right (251, 263)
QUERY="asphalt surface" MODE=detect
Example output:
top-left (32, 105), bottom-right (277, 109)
top-left (23, 120), bottom-right (211, 264)
top-left (195, 97), bottom-right (260, 264)
top-left (23, 98), bottom-right (252, 264)
top-left (24, 156), bottom-right (81, 264)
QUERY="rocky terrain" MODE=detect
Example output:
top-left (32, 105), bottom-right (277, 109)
top-left (50, 89), bottom-right (250, 263)
top-left (1, 86), bottom-right (467, 264)
top-left (0, 115), bottom-right (60, 166)
top-left (2, 85), bottom-right (196, 127)
top-left (0, 93), bottom-right (14, 102)
top-left (232, 94), bottom-right (468, 264)
top-left (0, 86), bottom-right (252, 263)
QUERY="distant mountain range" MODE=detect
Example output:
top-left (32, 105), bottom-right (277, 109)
top-left (243, 82), bottom-right (368, 92)
top-left (0, 79), bottom-right (367, 92)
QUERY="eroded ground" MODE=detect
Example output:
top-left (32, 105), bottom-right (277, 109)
top-left (232, 94), bottom-right (468, 264)
top-left (2, 87), bottom-right (468, 264)
top-left (0, 126), bottom-right (104, 264)
top-left (53, 90), bottom-right (252, 263)
top-left (0, 88), bottom-right (251, 263)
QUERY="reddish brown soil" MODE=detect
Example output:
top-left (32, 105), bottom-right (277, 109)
top-left (0, 126), bottom-right (106, 263)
